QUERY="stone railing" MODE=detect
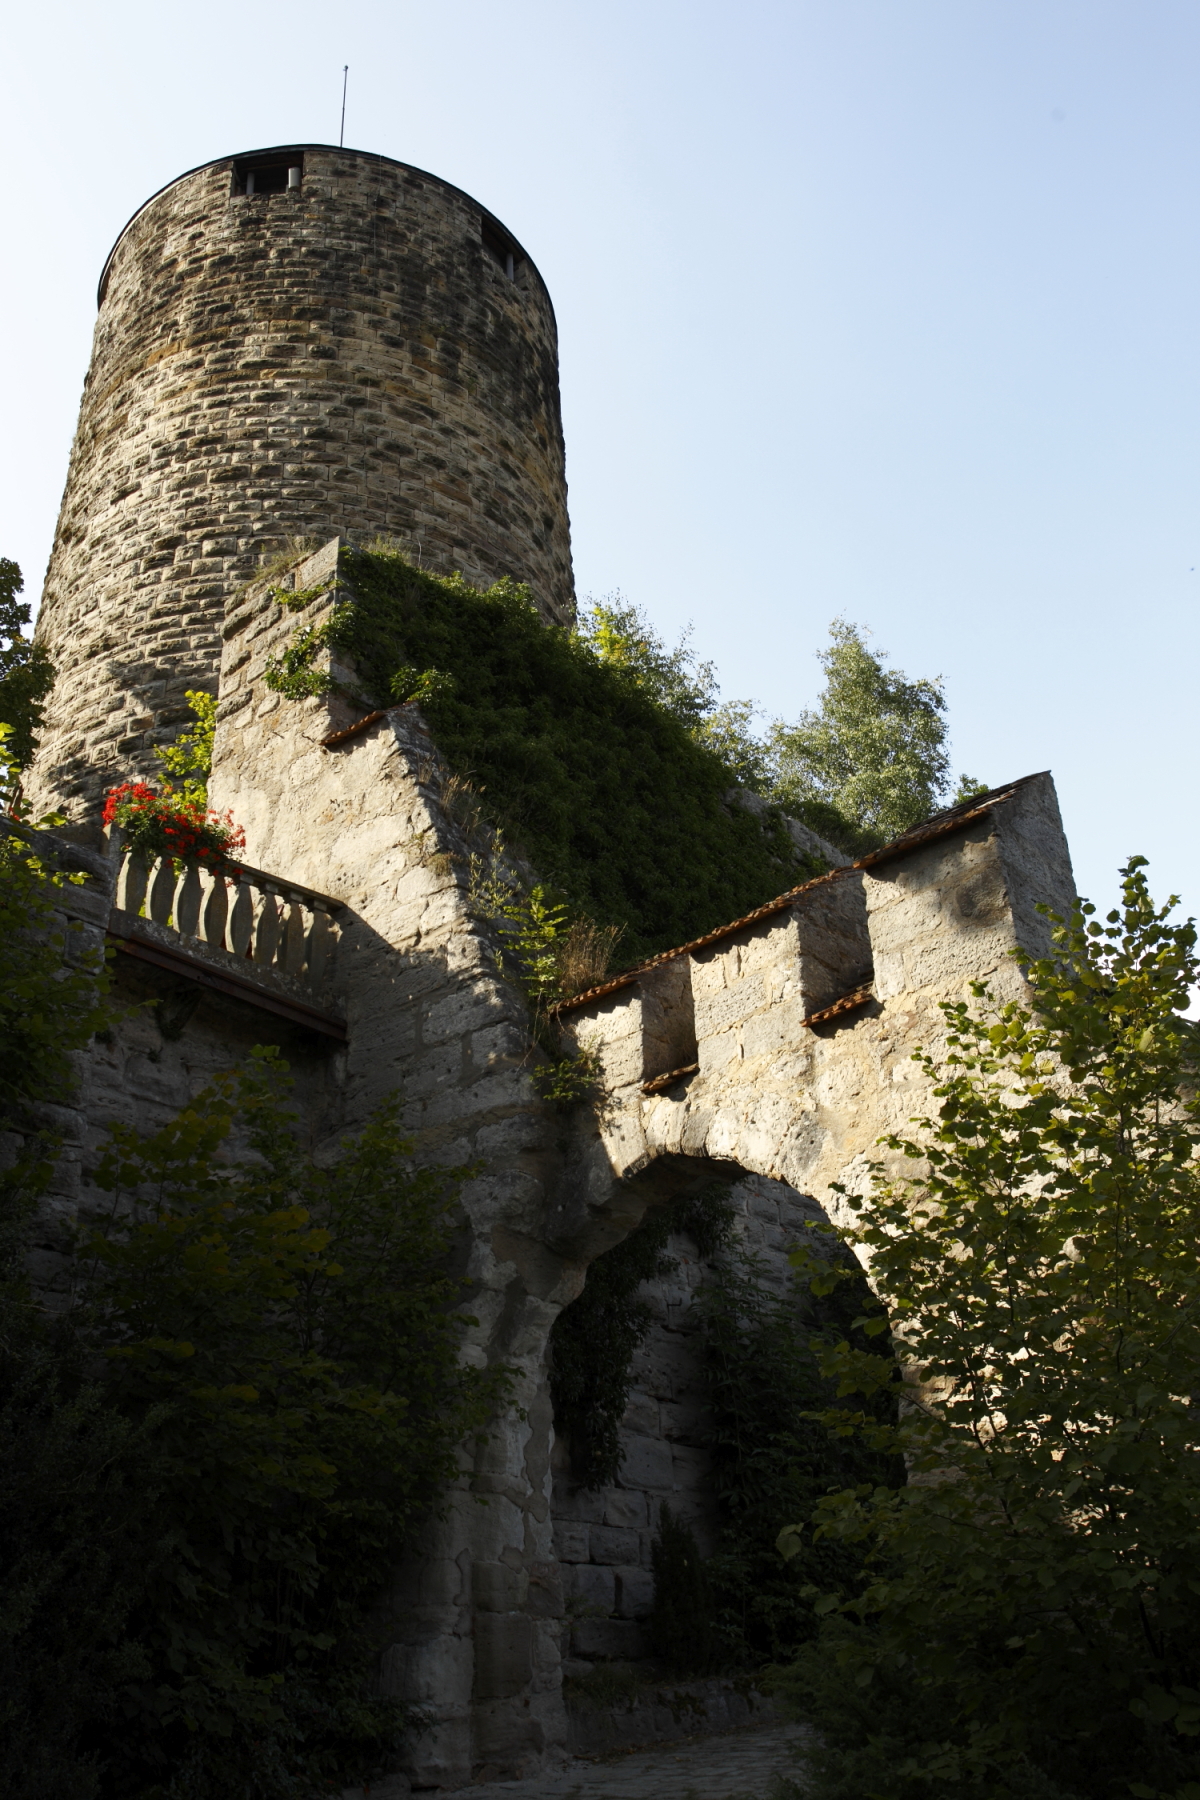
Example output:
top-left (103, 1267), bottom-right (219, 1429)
top-left (111, 846), bottom-right (342, 986)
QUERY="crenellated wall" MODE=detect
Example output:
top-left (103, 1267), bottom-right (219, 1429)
top-left (23, 538), bottom-right (1077, 1789)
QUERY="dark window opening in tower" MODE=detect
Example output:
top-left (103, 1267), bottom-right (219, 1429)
top-left (233, 157), bottom-right (302, 197)
top-left (481, 219), bottom-right (520, 280)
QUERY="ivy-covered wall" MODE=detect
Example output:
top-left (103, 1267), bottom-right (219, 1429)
top-left (550, 1175), bottom-right (900, 1677)
top-left (321, 547), bottom-right (819, 964)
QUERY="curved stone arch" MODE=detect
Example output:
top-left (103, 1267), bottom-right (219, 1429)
top-left (547, 1151), bottom-right (837, 1660)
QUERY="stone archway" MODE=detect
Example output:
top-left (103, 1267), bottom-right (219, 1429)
top-left (548, 1160), bottom-right (833, 1673)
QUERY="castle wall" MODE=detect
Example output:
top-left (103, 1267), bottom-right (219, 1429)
top-left (22, 540), bottom-right (1079, 1790)
top-left (552, 1175), bottom-right (822, 1672)
top-left (555, 772), bottom-right (1076, 1250)
top-left (206, 553), bottom-right (581, 1785)
top-left (28, 146), bottom-right (573, 830)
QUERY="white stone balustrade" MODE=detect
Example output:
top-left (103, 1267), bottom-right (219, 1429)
top-left (111, 845), bottom-right (340, 987)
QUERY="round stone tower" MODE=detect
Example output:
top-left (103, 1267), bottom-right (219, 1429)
top-left (28, 144), bottom-right (574, 826)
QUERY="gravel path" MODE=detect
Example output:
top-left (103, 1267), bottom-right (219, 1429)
top-left (460, 1721), bottom-right (811, 1799)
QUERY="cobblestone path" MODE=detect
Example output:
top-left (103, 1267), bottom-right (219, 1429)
top-left (462, 1722), bottom-right (811, 1799)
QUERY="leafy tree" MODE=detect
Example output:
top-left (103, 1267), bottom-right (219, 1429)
top-left (768, 620), bottom-right (950, 851)
top-left (78, 1051), bottom-right (504, 1796)
top-left (574, 596), bottom-right (719, 730)
top-left (778, 860), bottom-right (1200, 1800)
top-left (0, 559), bottom-right (55, 770)
top-left (576, 597), bottom-right (770, 788)
top-left (156, 687), bottom-right (217, 806)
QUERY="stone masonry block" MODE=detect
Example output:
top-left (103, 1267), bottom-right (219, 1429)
top-left (571, 1618), bottom-right (646, 1661)
top-left (473, 1561), bottom-right (528, 1612)
top-left (473, 1613), bottom-right (533, 1701)
top-left (552, 1480), bottom-right (607, 1523)
top-left (618, 1434), bottom-right (674, 1492)
top-left (603, 1489), bottom-right (648, 1530)
top-left (569, 1564), bottom-right (615, 1612)
top-left (620, 1389), bottom-right (659, 1435)
top-left (614, 1566), bottom-right (655, 1619)
top-left (589, 1524), bottom-right (641, 1566)
top-left (551, 1521), bottom-right (590, 1563)
top-left (526, 1561), bottom-right (564, 1619)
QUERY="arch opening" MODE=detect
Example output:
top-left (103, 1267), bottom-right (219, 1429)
top-left (547, 1156), bottom-right (897, 1679)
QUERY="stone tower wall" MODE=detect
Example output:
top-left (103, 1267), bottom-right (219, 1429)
top-left (28, 145), bottom-right (574, 829)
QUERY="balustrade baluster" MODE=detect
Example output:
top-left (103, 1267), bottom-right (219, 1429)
top-left (202, 874), bottom-right (229, 950)
top-left (253, 889), bottom-right (280, 964)
top-left (229, 879), bottom-right (254, 958)
top-left (176, 864), bottom-right (202, 937)
top-left (120, 851), bottom-right (150, 916)
top-left (148, 858), bottom-right (177, 927)
top-left (305, 908), bottom-right (333, 985)
top-left (281, 900), bottom-right (307, 975)
top-left (114, 846), bottom-right (339, 997)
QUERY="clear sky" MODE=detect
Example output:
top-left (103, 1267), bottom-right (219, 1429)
top-left (2, 1), bottom-right (1197, 924)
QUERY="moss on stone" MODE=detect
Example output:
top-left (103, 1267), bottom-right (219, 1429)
top-left (335, 546), bottom-right (818, 963)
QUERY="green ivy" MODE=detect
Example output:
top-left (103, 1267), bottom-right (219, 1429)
top-left (694, 1249), bottom-right (901, 1670)
top-left (266, 580), bottom-right (337, 614)
top-left (318, 547), bottom-right (821, 963)
top-left (650, 1504), bottom-right (718, 1675)
top-left (262, 603), bottom-right (355, 700)
top-left (548, 1163), bottom-right (901, 1675)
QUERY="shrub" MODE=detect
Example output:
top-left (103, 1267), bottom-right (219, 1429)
top-left (0, 559), bottom-right (55, 770)
top-left (76, 1050), bottom-right (505, 1796)
top-left (778, 860), bottom-right (1200, 1800)
top-left (695, 1252), bottom-right (901, 1669)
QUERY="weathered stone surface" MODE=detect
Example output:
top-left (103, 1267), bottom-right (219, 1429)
top-left (28, 147), bottom-right (574, 830)
top-left (564, 1676), bottom-right (781, 1761)
top-left (474, 1614), bottom-right (534, 1700)
top-left (571, 1618), bottom-right (647, 1662)
top-left (570, 1564), bottom-right (616, 1612)
top-left (614, 1566), bottom-right (655, 1619)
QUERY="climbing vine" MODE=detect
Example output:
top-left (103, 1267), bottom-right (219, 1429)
top-left (262, 604), bottom-right (354, 700)
top-left (280, 545), bottom-right (822, 964)
top-left (550, 1188), bottom-right (901, 1674)
top-left (549, 1185), bottom-right (736, 1489)
top-left (694, 1249), bottom-right (901, 1669)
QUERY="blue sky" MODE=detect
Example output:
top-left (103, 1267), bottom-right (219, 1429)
top-left (2, 1), bottom-right (1197, 923)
